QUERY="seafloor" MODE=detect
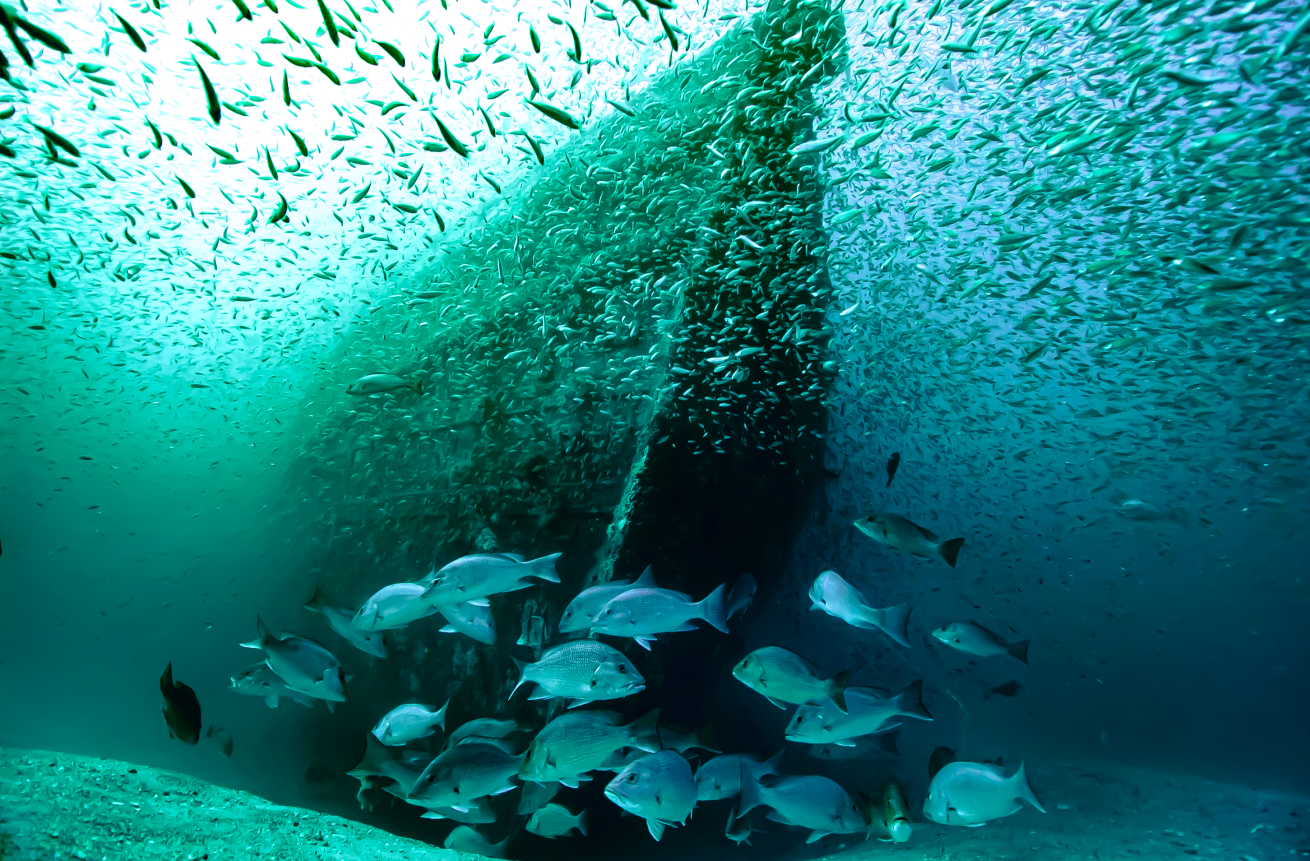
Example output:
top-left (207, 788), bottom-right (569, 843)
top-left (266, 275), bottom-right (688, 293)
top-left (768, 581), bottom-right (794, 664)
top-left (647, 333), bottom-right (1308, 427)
top-left (0, 748), bottom-right (1306, 861)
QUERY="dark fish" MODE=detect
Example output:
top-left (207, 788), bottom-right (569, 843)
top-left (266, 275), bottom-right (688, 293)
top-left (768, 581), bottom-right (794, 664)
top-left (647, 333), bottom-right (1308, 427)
top-left (985, 680), bottom-right (1022, 699)
top-left (886, 451), bottom-right (900, 487)
top-left (160, 663), bottom-right (202, 745)
top-left (928, 746), bottom-right (955, 780)
top-left (111, 11), bottom-right (147, 52)
top-left (194, 58), bottom-right (220, 123)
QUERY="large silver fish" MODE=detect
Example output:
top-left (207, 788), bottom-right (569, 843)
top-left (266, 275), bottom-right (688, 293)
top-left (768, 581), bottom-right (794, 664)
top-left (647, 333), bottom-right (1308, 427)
top-left (239, 617), bottom-right (346, 708)
top-left (422, 552), bottom-right (561, 604)
top-left (520, 710), bottom-right (660, 784)
top-left (589, 583), bottom-right (728, 649)
top-left (737, 772), bottom-right (866, 843)
top-left (303, 588), bottom-right (388, 658)
top-left (371, 701), bottom-right (449, 746)
top-left (808, 570), bottom-right (911, 647)
top-left (923, 761), bottom-right (1045, 826)
top-left (785, 682), bottom-right (932, 745)
top-left (604, 750), bottom-right (696, 841)
top-left (512, 640), bottom-right (645, 706)
top-left (436, 599), bottom-right (496, 644)
top-left (408, 741), bottom-right (524, 807)
top-left (854, 512), bottom-right (964, 568)
top-left (695, 753), bottom-right (778, 801)
top-left (732, 646), bottom-right (850, 711)
top-left (351, 582), bottom-right (440, 632)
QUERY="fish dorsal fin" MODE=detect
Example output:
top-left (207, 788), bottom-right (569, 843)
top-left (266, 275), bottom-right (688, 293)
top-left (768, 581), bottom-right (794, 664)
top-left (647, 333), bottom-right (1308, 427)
top-left (632, 566), bottom-right (657, 588)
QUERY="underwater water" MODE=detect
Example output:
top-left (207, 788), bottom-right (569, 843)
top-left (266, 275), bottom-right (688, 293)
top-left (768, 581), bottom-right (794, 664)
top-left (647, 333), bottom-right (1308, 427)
top-left (2, 0), bottom-right (1310, 857)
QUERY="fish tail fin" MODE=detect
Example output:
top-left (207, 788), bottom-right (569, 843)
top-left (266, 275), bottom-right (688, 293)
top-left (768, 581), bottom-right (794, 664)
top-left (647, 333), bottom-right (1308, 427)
top-left (938, 537), bottom-right (965, 568)
top-left (529, 552), bottom-right (562, 583)
top-left (160, 662), bottom-right (174, 696)
top-left (411, 377), bottom-right (424, 396)
top-left (302, 587), bottom-right (328, 613)
top-left (1008, 639), bottom-right (1031, 665)
top-left (894, 679), bottom-right (933, 721)
top-left (510, 657), bottom-right (531, 698)
top-left (348, 732), bottom-right (391, 780)
top-left (575, 809), bottom-right (589, 837)
top-left (871, 602), bottom-right (912, 648)
top-left (827, 670), bottom-right (852, 713)
top-left (1013, 761), bottom-right (1045, 813)
top-left (434, 698), bottom-right (449, 732)
top-left (698, 583), bottom-right (729, 633)
top-left (629, 708), bottom-right (662, 751)
top-left (240, 616), bottom-right (272, 650)
top-left (736, 762), bottom-right (763, 816)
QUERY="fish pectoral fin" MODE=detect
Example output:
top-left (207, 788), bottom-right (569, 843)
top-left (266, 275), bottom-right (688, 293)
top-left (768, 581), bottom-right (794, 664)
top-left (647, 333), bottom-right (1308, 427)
top-left (834, 740), bottom-right (856, 747)
top-left (634, 637), bottom-right (654, 651)
top-left (528, 692), bottom-right (553, 701)
top-left (438, 625), bottom-right (457, 634)
top-left (647, 820), bottom-right (666, 841)
top-left (566, 699), bottom-right (592, 709)
top-left (467, 598), bottom-right (491, 607)
top-left (325, 700), bottom-right (335, 713)
top-left (765, 697), bottom-right (789, 710)
top-left (264, 696), bottom-right (278, 708)
top-left (806, 831), bottom-right (830, 844)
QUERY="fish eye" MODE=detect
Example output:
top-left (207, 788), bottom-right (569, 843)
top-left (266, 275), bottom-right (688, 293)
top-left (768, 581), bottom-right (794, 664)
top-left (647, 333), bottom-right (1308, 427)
top-left (618, 664), bottom-right (628, 672)
top-left (626, 773), bottom-right (638, 783)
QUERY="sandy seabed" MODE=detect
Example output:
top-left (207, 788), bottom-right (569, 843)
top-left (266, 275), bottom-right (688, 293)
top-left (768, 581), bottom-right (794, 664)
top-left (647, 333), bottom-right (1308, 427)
top-left (0, 748), bottom-right (1307, 861)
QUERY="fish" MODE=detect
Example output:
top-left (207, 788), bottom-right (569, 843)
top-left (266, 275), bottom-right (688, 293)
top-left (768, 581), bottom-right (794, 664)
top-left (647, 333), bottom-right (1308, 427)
top-left (511, 640), bottom-right (645, 706)
top-left (854, 512), bottom-right (965, 567)
top-left (986, 680), bottom-right (1022, 699)
top-left (655, 722), bottom-right (719, 755)
top-left (228, 662), bottom-right (316, 709)
top-left (447, 717), bottom-right (528, 750)
top-left (725, 803), bottom-right (756, 845)
top-left (240, 617), bottom-right (346, 707)
top-left (695, 753), bottom-right (778, 801)
top-left (520, 709), bottom-right (660, 784)
top-left (408, 741), bottom-right (524, 806)
top-left (732, 646), bottom-right (851, 712)
top-left (885, 451), bottom-right (900, 486)
top-left (422, 552), bottom-right (562, 605)
top-left (589, 582), bottom-right (728, 649)
top-left (352, 582), bottom-right (441, 631)
top-left (444, 826), bottom-right (512, 859)
top-left (923, 761), bottom-right (1045, 826)
top-left (932, 622), bottom-right (1030, 664)
top-left (726, 573), bottom-right (757, 620)
top-left (206, 725), bottom-right (233, 757)
top-left (784, 681), bottom-right (932, 745)
top-left (604, 750), bottom-right (696, 841)
top-left (160, 663), bottom-right (201, 745)
top-left (808, 570), bottom-right (911, 647)
top-left (372, 702), bottom-right (449, 746)
top-left (806, 731), bottom-right (901, 761)
top-left (418, 797), bottom-right (497, 823)
top-left (303, 588), bottom-right (387, 658)
top-left (869, 778), bottom-right (912, 842)
top-left (435, 600), bottom-right (496, 644)
top-left (527, 803), bottom-right (589, 838)
top-left (558, 576), bottom-right (635, 632)
top-left (736, 772), bottom-right (866, 843)
top-left (349, 732), bottom-right (430, 793)
top-left (345, 372), bottom-right (423, 395)
top-left (517, 779), bottom-right (560, 815)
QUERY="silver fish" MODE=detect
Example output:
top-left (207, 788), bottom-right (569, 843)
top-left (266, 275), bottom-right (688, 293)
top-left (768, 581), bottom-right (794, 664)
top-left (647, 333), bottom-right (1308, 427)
top-left (695, 753), bottom-right (777, 801)
top-left (589, 583), bottom-right (728, 649)
top-left (349, 733), bottom-right (431, 794)
top-left (303, 588), bottom-right (388, 658)
top-left (808, 570), bottom-right (911, 648)
top-left (737, 772), bottom-right (865, 843)
top-left (726, 573), bottom-right (757, 620)
top-left (228, 662), bottom-right (315, 709)
top-left (443, 826), bottom-right (511, 859)
top-left (527, 803), bottom-right (589, 838)
top-left (604, 750), bottom-right (696, 841)
top-left (239, 617), bottom-right (346, 707)
top-left (923, 761), bottom-right (1045, 826)
top-left (854, 512), bottom-right (964, 568)
top-left (559, 577), bottom-right (635, 633)
top-left (409, 741), bottom-right (524, 806)
top-left (520, 709), bottom-right (660, 783)
top-left (346, 372), bottom-right (423, 395)
top-left (423, 552), bottom-right (561, 604)
top-left (447, 717), bottom-right (528, 750)
top-left (517, 779), bottom-right (560, 815)
top-left (512, 640), bottom-right (645, 706)
top-left (732, 646), bottom-right (850, 711)
top-left (436, 599), bottom-right (497, 644)
top-left (932, 622), bottom-right (1030, 664)
top-left (785, 682), bottom-right (932, 745)
top-left (351, 582), bottom-right (440, 632)
top-left (372, 701), bottom-right (449, 746)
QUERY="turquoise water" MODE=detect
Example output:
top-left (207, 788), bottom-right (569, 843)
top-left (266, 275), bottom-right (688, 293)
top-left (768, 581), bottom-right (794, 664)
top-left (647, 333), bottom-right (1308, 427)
top-left (1, 0), bottom-right (1307, 857)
